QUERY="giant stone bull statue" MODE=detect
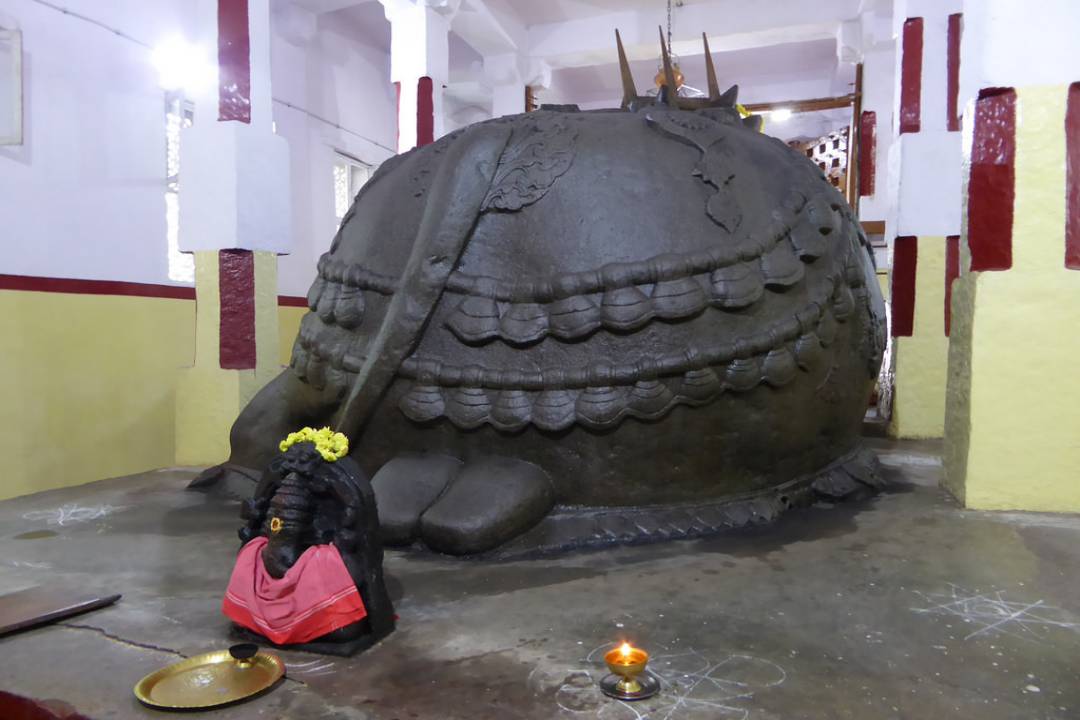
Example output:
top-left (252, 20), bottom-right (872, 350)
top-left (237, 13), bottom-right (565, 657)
top-left (198, 32), bottom-right (887, 557)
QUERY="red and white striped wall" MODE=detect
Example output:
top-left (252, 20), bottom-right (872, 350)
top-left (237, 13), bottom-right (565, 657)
top-left (886, 1), bottom-right (964, 438)
top-left (384, 0), bottom-right (451, 152)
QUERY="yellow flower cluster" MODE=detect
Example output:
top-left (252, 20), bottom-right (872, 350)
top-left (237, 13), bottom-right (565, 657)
top-left (279, 426), bottom-right (350, 462)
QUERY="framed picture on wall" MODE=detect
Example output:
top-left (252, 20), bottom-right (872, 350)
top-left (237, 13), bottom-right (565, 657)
top-left (0, 28), bottom-right (22, 146)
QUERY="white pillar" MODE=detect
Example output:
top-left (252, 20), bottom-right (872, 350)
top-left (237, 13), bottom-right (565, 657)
top-left (382, 0), bottom-right (457, 152)
top-left (490, 84), bottom-right (523, 117)
top-left (484, 52), bottom-right (551, 118)
top-left (179, 0), bottom-right (291, 255)
top-left (174, 0), bottom-right (290, 465)
top-left (890, 0), bottom-right (963, 239)
top-left (884, 0), bottom-right (963, 440)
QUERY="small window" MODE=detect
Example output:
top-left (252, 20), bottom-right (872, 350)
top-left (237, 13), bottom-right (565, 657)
top-left (333, 153), bottom-right (373, 225)
top-left (0, 28), bottom-right (22, 145)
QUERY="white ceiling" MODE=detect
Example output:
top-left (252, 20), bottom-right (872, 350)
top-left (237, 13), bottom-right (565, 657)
top-left (319, 1), bottom-right (389, 52)
top-left (497, 0), bottom-right (714, 28)
top-left (280, 0), bottom-right (878, 127)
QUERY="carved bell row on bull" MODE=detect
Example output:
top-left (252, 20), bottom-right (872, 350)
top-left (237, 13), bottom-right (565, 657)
top-left (307, 278), bottom-right (366, 329)
top-left (397, 324), bottom-right (846, 433)
top-left (445, 239), bottom-right (821, 346)
top-left (289, 273), bottom-right (858, 397)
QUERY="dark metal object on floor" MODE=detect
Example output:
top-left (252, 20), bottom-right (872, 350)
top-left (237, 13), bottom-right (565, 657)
top-left (0, 586), bottom-right (120, 638)
top-left (133, 643), bottom-right (284, 710)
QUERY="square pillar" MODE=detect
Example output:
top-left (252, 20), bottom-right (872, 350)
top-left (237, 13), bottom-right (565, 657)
top-left (174, 0), bottom-right (291, 466)
top-left (944, 84), bottom-right (1080, 511)
top-left (886, 0), bottom-right (963, 438)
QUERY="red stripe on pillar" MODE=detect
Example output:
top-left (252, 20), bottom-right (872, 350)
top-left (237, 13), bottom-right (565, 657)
top-left (219, 250), bottom-right (256, 369)
top-left (1066, 82), bottom-right (1080, 269)
top-left (859, 111), bottom-right (877, 196)
top-left (946, 14), bottom-right (962, 131)
top-left (417, 76), bottom-right (434, 147)
top-left (968, 88), bottom-right (1016, 271)
top-left (944, 235), bottom-right (960, 336)
top-left (218, 0), bottom-right (251, 123)
top-left (900, 17), bottom-right (923, 134)
top-left (892, 236), bottom-right (917, 337)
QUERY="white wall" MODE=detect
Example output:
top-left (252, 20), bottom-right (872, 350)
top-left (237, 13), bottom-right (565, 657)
top-left (886, 0), bottom-right (962, 241)
top-left (0, 0), bottom-right (195, 285)
top-left (959, 0), bottom-right (1080, 105)
top-left (0, 0), bottom-right (396, 296)
top-left (271, 8), bottom-right (396, 297)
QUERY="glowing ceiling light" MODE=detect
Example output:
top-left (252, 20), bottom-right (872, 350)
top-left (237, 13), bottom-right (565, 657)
top-left (770, 108), bottom-right (793, 123)
top-left (151, 36), bottom-right (216, 93)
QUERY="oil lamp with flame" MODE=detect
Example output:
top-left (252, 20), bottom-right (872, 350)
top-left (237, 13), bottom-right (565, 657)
top-left (599, 642), bottom-right (660, 701)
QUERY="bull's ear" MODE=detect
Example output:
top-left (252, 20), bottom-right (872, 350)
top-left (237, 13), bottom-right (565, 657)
top-left (742, 114), bottom-right (764, 132)
top-left (719, 84), bottom-right (739, 106)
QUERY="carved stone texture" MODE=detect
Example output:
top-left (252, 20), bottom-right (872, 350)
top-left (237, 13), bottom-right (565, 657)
top-left (216, 88), bottom-right (886, 557)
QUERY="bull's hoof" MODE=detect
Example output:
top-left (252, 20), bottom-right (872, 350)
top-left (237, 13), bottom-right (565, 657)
top-left (419, 456), bottom-right (555, 555)
top-left (371, 454), bottom-right (463, 545)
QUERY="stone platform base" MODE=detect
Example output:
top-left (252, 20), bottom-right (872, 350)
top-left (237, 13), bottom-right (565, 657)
top-left (488, 446), bottom-right (885, 559)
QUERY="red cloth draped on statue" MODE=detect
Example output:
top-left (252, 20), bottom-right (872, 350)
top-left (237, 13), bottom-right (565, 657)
top-left (222, 536), bottom-right (366, 644)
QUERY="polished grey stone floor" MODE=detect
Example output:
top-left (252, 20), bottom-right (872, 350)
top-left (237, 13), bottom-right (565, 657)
top-left (1, 439), bottom-right (1078, 719)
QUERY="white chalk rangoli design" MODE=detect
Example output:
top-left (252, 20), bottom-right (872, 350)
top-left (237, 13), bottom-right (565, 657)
top-left (912, 584), bottom-right (1080, 641)
top-left (21, 503), bottom-right (130, 527)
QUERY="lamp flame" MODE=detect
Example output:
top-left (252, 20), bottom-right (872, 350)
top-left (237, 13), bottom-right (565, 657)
top-left (619, 642), bottom-right (632, 658)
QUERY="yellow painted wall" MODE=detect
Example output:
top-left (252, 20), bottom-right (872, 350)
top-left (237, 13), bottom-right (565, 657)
top-left (890, 238), bottom-right (949, 438)
top-left (0, 290), bottom-right (195, 501)
top-left (945, 84), bottom-right (1080, 512)
top-left (0, 276), bottom-right (306, 500)
top-left (942, 266), bottom-right (975, 506)
top-left (175, 252), bottom-right (281, 467)
top-left (278, 305), bottom-right (306, 366)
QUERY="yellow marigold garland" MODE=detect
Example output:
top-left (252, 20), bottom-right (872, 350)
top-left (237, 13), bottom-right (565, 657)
top-left (279, 427), bottom-right (349, 462)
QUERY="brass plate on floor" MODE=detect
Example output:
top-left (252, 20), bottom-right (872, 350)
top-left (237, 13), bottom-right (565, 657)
top-left (134, 644), bottom-right (284, 710)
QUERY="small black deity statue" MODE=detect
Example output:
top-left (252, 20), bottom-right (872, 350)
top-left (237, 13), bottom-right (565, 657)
top-left (223, 430), bottom-right (395, 656)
